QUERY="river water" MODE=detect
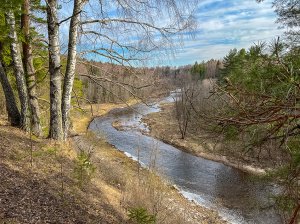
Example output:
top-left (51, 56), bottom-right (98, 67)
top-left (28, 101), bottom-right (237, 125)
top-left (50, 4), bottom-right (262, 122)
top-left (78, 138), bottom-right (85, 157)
top-left (89, 94), bottom-right (282, 224)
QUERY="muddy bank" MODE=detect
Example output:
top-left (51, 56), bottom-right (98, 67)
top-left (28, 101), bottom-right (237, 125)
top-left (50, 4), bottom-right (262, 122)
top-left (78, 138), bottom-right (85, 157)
top-left (141, 103), bottom-right (272, 175)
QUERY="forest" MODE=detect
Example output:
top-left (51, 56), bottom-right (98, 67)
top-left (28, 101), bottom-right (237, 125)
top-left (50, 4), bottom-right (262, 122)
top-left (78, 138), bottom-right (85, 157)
top-left (0, 0), bottom-right (300, 223)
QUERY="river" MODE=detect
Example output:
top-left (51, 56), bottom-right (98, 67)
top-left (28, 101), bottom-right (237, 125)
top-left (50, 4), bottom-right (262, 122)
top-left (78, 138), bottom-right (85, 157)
top-left (88, 93), bottom-right (282, 224)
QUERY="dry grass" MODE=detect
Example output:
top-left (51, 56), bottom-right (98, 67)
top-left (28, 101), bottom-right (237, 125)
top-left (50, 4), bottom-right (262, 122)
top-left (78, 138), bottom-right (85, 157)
top-left (122, 170), bottom-right (191, 224)
top-left (75, 133), bottom-right (225, 224)
top-left (0, 99), bottom-right (224, 223)
top-left (142, 103), bottom-right (270, 175)
top-left (71, 99), bottom-right (139, 134)
top-left (0, 123), bottom-right (126, 223)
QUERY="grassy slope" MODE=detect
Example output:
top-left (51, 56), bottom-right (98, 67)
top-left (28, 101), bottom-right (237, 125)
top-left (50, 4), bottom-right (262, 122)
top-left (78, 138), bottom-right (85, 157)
top-left (0, 102), bottom-right (225, 223)
top-left (0, 112), bottom-right (125, 223)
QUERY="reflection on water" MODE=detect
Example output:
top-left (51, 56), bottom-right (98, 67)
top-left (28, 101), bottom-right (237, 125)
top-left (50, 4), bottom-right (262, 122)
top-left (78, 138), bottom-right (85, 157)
top-left (89, 94), bottom-right (282, 224)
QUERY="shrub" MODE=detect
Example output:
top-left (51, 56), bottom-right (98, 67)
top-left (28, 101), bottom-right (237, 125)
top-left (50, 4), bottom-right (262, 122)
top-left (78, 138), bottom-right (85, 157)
top-left (128, 207), bottom-right (156, 224)
top-left (73, 151), bottom-right (95, 188)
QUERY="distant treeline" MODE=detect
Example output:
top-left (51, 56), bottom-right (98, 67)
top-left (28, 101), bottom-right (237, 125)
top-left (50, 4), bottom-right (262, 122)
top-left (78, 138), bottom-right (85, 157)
top-left (77, 61), bottom-right (169, 104)
top-left (151, 59), bottom-right (223, 81)
top-left (78, 59), bottom-right (223, 103)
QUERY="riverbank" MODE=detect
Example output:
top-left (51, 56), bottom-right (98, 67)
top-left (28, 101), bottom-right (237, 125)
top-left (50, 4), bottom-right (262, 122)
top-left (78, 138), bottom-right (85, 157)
top-left (70, 99), bottom-right (139, 135)
top-left (0, 101), bottom-right (226, 223)
top-left (142, 103), bottom-right (274, 175)
top-left (73, 102), bottom-right (226, 223)
top-left (73, 133), bottom-right (226, 224)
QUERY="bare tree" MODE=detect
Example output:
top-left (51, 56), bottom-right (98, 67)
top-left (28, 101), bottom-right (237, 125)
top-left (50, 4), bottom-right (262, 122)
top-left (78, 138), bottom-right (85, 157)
top-left (174, 84), bottom-right (195, 139)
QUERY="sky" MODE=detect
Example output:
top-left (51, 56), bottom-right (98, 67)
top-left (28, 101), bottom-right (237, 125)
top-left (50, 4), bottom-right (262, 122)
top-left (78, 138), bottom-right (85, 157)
top-left (167, 0), bottom-right (285, 66)
top-left (55, 0), bottom-right (285, 67)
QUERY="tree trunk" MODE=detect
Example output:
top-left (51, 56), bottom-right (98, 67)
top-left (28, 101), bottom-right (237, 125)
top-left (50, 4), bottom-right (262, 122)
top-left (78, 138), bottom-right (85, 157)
top-left (62, 0), bottom-right (86, 139)
top-left (6, 11), bottom-right (31, 132)
top-left (21, 0), bottom-right (42, 136)
top-left (0, 57), bottom-right (21, 126)
top-left (47, 0), bottom-right (63, 140)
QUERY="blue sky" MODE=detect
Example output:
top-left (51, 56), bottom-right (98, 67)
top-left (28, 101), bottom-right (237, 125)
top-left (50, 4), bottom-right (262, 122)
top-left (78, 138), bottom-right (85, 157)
top-left (56, 0), bottom-right (284, 67)
top-left (167, 0), bottom-right (284, 66)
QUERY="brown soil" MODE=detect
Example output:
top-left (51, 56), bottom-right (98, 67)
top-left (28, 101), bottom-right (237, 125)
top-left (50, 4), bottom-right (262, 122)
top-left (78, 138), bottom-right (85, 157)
top-left (0, 119), bottom-right (125, 223)
top-left (0, 102), bottom-right (226, 223)
top-left (142, 103), bottom-right (279, 175)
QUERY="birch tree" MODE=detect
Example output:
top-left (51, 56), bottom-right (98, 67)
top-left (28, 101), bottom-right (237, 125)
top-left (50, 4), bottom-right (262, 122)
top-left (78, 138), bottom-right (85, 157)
top-left (47, 0), bottom-right (63, 140)
top-left (6, 10), bottom-right (31, 131)
top-left (45, 0), bottom-right (197, 140)
top-left (62, 0), bottom-right (87, 139)
top-left (0, 2), bottom-right (22, 127)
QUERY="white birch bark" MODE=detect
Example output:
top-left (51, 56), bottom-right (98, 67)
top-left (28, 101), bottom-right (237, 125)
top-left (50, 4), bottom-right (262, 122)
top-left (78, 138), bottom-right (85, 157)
top-left (62, 0), bottom-right (87, 139)
top-left (6, 10), bottom-right (31, 132)
top-left (47, 0), bottom-right (63, 140)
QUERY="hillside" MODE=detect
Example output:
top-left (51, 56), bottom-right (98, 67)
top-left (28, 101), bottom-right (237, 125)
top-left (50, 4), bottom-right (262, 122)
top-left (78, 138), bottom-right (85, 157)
top-left (0, 104), bottom-right (225, 223)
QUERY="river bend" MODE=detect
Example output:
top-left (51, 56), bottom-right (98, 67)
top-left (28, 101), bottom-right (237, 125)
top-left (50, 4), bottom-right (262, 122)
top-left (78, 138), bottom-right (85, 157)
top-left (89, 95), bottom-right (282, 224)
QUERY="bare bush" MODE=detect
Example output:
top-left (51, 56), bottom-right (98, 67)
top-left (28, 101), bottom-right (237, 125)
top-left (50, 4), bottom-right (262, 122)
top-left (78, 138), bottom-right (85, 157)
top-left (174, 87), bottom-right (193, 139)
top-left (173, 79), bottom-right (217, 139)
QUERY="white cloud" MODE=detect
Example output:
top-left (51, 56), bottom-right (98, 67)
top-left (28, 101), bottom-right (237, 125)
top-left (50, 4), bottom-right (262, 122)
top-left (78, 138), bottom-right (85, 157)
top-left (166, 0), bottom-right (284, 66)
top-left (57, 0), bottom-right (284, 66)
